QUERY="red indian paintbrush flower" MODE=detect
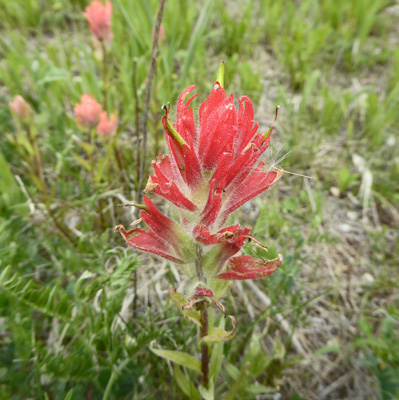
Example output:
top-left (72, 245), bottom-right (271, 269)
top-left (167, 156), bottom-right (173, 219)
top-left (97, 112), bottom-right (117, 138)
top-left (84, 0), bottom-right (113, 44)
top-left (74, 94), bottom-right (102, 129)
top-left (116, 64), bottom-right (283, 299)
top-left (9, 95), bottom-right (34, 124)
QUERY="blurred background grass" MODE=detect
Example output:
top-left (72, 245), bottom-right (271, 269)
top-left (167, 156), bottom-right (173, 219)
top-left (1, 0), bottom-right (399, 399)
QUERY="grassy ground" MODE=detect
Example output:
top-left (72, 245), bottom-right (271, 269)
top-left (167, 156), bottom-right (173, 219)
top-left (1, 0), bottom-right (399, 399)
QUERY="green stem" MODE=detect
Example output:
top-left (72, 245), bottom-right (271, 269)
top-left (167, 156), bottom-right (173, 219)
top-left (195, 244), bottom-right (204, 282)
top-left (101, 40), bottom-right (108, 110)
top-left (87, 128), bottom-right (106, 230)
top-left (103, 369), bottom-right (118, 400)
top-left (200, 308), bottom-right (210, 388)
top-left (88, 128), bottom-right (96, 186)
top-left (25, 124), bottom-right (47, 194)
top-left (102, 359), bottom-right (130, 400)
top-left (32, 329), bottom-right (44, 400)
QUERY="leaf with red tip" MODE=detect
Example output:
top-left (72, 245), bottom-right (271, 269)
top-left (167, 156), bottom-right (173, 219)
top-left (141, 196), bottom-right (176, 237)
top-left (217, 254), bottom-right (283, 280)
top-left (201, 241), bottom-right (243, 278)
top-left (222, 165), bottom-right (284, 218)
top-left (139, 197), bottom-right (195, 259)
top-left (145, 175), bottom-right (198, 211)
top-left (193, 224), bottom-right (251, 247)
top-left (199, 178), bottom-right (223, 227)
top-left (233, 96), bottom-right (258, 155)
top-left (114, 225), bottom-right (184, 264)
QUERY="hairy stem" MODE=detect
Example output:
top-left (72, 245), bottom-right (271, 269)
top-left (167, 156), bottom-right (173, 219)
top-left (200, 308), bottom-right (209, 388)
top-left (195, 244), bottom-right (204, 282)
top-left (87, 128), bottom-right (96, 185)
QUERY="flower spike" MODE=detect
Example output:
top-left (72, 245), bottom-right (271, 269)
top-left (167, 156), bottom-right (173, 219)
top-left (117, 63), bottom-right (284, 300)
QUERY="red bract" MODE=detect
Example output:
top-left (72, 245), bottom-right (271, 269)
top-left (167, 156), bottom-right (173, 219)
top-left (117, 71), bottom-right (283, 298)
top-left (217, 255), bottom-right (283, 280)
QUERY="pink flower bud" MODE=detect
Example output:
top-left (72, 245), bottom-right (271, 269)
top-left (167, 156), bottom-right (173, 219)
top-left (97, 112), bottom-right (117, 138)
top-left (9, 95), bottom-right (33, 123)
top-left (84, 0), bottom-right (113, 43)
top-left (74, 94), bottom-right (102, 129)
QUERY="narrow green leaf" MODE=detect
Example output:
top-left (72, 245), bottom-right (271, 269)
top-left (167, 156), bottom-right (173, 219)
top-left (72, 137), bottom-right (94, 155)
top-left (114, 0), bottom-right (145, 50)
top-left (199, 381), bottom-right (214, 400)
top-left (150, 347), bottom-right (201, 374)
top-left (202, 316), bottom-right (236, 344)
top-left (244, 333), bottom-right (270, 377)
top-left (245, 384), bottom-right (277, 396)
top-left (16, 133), bottom-right (34, 155)
top-left (221, 362), bottom-right (249, 400)
top-left (174, 365), bottom-right (200, 400)
top-left (181, 0), bottom-right (212, 84)
top-left (0, 265), bottom-right (12, 283)
top-left (209, 317), bottom-right (225, 383)
top-left (74, 270), bottom-right (96, 300)
top-left (95, 152), bottom-right (111, 184)
top-left (71, 152), bottom-right (91, 171)
top-left (0, 150), bottom-right (23, 206)
top-left (225, 363), bottom-right (240, 381)
top-left (273, 337), bottom-right (285, 360)
top-left (63, 389), bottom-right (74, 400)
top-left (314, 343), bottom-right (341, 357)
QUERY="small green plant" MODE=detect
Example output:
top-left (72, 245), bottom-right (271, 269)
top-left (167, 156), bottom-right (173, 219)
top-left (355, 308), bottom-right (399, 400)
